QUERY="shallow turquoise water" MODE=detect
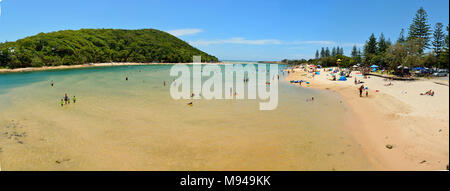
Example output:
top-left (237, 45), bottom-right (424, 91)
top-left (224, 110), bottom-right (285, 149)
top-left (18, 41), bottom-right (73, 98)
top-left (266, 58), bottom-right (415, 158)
top-left (0, 64), bottom-right (374, 170)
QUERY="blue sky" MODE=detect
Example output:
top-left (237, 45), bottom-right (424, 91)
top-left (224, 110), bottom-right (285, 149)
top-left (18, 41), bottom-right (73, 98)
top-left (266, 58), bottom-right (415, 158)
top-left (0, 0), bottom-right (448, 61)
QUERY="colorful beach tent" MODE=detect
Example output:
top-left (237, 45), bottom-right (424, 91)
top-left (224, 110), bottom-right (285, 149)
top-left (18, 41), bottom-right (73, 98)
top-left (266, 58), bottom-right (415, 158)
top-left (338, 76), bottom-right (347, 81)
top-left (412, 67), bottom-right (426, 71)
top-left (370, 65), bottom-right (379, 72)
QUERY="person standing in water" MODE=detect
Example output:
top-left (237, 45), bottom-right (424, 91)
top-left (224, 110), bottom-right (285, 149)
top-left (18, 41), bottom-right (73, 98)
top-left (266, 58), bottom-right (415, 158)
top-left (73, 96), bottom-right (76, 103)
top-left (51, 80), bottom-right (54, 87)
top-left (64, 93), bottom-right (69, 104)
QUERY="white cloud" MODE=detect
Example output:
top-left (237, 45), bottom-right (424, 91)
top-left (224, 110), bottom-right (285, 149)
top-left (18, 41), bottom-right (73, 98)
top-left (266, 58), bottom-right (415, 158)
top-left (167, 28), bottom-right (203, 37)
top-left (190, 37), bottom-right (282, 46)
top-left (289, 41), bottom-right (336, 45)
top-left (0, 0), bottom-right (3, 16)
top-left (190, 38), bottom-right (361, 47)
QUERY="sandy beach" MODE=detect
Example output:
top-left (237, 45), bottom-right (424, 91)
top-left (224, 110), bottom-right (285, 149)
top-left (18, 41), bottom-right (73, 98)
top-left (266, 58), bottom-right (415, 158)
top-left (285, 67), bottom-right (449, 170)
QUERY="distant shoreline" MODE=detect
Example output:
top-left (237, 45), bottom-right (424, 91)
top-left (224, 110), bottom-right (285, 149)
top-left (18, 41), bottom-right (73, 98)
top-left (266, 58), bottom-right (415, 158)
top-left (0, 62), bottom-right (235, 74)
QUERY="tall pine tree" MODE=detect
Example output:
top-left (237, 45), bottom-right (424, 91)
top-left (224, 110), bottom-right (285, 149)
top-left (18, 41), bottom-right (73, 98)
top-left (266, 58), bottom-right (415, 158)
top-left (408, 7), bottom-right (431, 53)
top-left (378, 33), bottom-right (388, 53)
top-left (364, 33), bottom-right (378, 55)
top-left (397, 28), bottom-right (406, 44)
top-left (432, 22), bottom-right (445, 56)
top-left (351, 45), bottom-right (358, 58)
top-left (315, 50), bottom-right (320, 59)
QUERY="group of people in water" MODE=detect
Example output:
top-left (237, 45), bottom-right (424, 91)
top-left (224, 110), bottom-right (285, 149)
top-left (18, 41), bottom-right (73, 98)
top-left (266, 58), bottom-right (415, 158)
top-left (60, 93), bottom-right (77, 107)
top-left (51, 81), bottom-right (77, 107)
top-left (61, 93), bottom-right (77, 107)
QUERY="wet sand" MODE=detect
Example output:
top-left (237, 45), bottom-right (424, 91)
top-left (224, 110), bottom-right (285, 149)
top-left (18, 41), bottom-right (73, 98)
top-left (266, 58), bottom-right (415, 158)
top-left (285, 68), bottom-right (449, 170)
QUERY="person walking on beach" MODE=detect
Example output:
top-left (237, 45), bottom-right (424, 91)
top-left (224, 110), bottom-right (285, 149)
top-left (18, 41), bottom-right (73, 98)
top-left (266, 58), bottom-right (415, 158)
top-left (60, 99), bottom-right (64, 107)
top-left (359, 85), bottom-right (364, 97)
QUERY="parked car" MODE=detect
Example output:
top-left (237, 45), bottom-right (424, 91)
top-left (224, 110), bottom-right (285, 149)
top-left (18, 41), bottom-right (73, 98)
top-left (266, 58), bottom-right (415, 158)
top-left (432, 71), bottom-right (448, 77)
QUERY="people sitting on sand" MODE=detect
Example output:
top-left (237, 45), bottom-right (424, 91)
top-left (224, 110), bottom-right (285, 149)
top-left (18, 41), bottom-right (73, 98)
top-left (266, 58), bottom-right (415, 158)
top-left (306, 97), bottom-right (315, 102)
top-left (420, 90), bottom-right (435, 96)
top-left (385, 82), bottom-right (393, 86)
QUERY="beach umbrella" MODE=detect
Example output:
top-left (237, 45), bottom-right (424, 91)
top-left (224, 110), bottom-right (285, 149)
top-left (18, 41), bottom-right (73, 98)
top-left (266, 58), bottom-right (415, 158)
top-left (370, 65), bottom-right (379, 68)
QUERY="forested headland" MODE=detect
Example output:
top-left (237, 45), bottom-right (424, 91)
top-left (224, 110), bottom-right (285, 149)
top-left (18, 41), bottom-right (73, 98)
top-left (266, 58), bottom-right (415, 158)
top-left (0, 29), bottom-right (218, 69)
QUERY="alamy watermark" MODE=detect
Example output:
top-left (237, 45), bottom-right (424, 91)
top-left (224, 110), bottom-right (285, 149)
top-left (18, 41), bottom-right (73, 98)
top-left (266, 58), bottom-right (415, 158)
top-left (169, 56), bottom-right (279, 110)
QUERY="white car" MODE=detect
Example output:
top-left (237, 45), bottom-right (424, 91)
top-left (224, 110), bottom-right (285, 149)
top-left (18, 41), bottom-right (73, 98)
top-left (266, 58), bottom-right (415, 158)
top-left (432, 71), bottom-right (448, 77)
